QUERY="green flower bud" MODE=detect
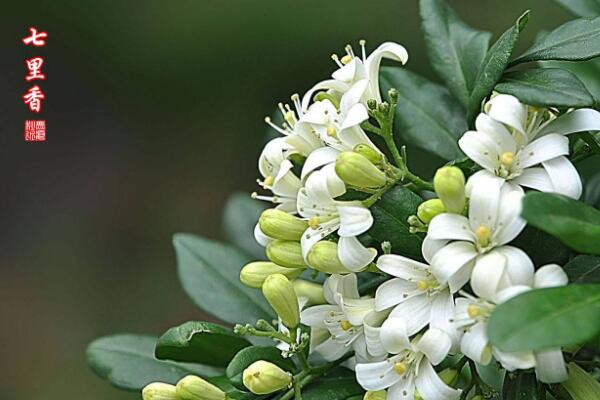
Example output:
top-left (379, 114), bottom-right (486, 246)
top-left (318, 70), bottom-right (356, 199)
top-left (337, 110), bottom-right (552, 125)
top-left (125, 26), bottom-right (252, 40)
top-left (262, 274), bottom-right (300, 328)
top-left (292, 279), bottom-right (326, 305)
top-left (242, 360), bottom-right (292, 394)
top-left (176, 375), bottom-right (226, 400)
top-left (438, 368), bottom-right (459, 386)
top-left (306, 241), bottom-right (350, 274)
top-left (266, 240), bottom-right (306, 269)
top-left (364, 390), bottom-right (387, 400)
top-left (417, 199), bottom-right (446, 224)
top-left (366, 99), bottom-right (377, 110)
top-left (433, 166), bottom-right (466, 214)
top-left (561, 362), bottom-right (600, 400)
top-left (259, 209), bottom-right (308, 241)
top-left (335, 152), bottom-right (386, 189)
top-left (142, 382), bottom-right (177, 400)
top-left (354, 144), bottom-right (383, 165)
top-left (240, 261), bottom-right (304, 289)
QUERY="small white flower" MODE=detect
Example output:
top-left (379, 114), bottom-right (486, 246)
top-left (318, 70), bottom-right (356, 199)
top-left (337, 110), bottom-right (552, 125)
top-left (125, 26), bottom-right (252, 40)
top-left (426, 174), bottom-right (529, 293)
top-left (300, 274), bottom-right (381, 362)
top-left (459, 94), bottom-right (600, 199)
top-left (356, 320), bottom-right (460, 400)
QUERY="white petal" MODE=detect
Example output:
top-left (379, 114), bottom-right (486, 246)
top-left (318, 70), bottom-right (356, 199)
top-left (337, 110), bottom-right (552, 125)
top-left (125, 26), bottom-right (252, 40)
top-left (535, 349), bottom-right (568, 383)
top-left (375, 278), bottom-right (420, 311)
top-left (338, 236), bottom-right (377, 272)
top-left (416, 328), bottom-right (452, 365)
top-left (389, 379), bottom-right (416, 400)
top-left (341, 79), bottom-right (369, 116)
top-left (471, 251), bottom-right (507, 302)
top-left (380, 317), bottom-right (411, 353)
top-left (254, 223), bottom-right (273, 247)
top-left (389, 295), bottom-right (432, 336)
top-left (259, 137), bottom-right (289, 178)
top-left (301, 223), bottom-right (338, 261)
top-left (365, 42), bottom-right (409, 103)
top-left (342, 297), bottom-right (376, 326)
top-left (364, 311), bottom-right (389, 358)
top-left (356, 358), bottom-right (401, 391)
top-left (494, 349), bottom-right (535, 371)
top-left (468, 173), bottom-right (504, 232)
top-left (512, 167), bottom-right (554, 192)
top-left (486, 94), bottom-right (527, 134)
top-left (461, 322), bottom-right (492, 365)
top-left (518, 134), bottom-right (569, 169)
top-left (538, 108), bottom-right (600, 137)
top-left (332, 58), bottom-right (364, 83)
top-left (376, 254), bottom-right (429, 280)
top-left (475, 113), bottom-right (517, 153)
top-left (497, 246), bottom-right (534, 287)
top-left (272, 160), bottom-right (302, 198)
top-left (324, 273), bottom-right (360, 304)
top-left (427, 214), bottom-right (475, 242)
top-left (314, 336), bottom-right (351, 361)
top-left (542, 156), bottom-right (583, 199)
top-left (301, 79), bottom-right (349, 111)
top-left (494, 285), bottom-right (531, 304)
top-left (430, 290), bottom-right (458, 348)
top-left (493, 187), bottom-right (526, 245)
top-left (534, 264), bottom-right (568, 288)
top-left (415, 361), bottom-right (462, 400)
top-left (458, 130), bottom-right (502, 172)
top-left (431, 242), bottom-right (478, 293)
top-left (465, 170), bottom-right (498, 198)
top-left (337, 125), bottom-right (380, 151)
top-left (300, 304), bottom-right (339, 328)
top-left (422, 236), bottom-right (448, 264)
top-left (337, 203), bottom-right (374, 236)
top-left (301, 147), bottom-right (340, 182)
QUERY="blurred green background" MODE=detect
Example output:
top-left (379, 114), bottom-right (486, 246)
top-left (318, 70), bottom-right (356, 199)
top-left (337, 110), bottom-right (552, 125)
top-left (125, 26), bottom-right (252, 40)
top-left (0, 1), bottom-right (576, 399)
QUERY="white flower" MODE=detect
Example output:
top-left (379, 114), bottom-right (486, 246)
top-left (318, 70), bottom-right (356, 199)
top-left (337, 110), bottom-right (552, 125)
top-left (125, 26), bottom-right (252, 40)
top-left (459, 94), bottom-right (600, 199)
top-left (454, 264), bottom-right (569, 383)
top-left (298, 168), bottom-right (376, 272)
top-left (375, 254), bottom-right (458, 346)
top-left (356, 320), bottom-right (460, 400)
top-left (427, 174), bottom-right (529, 293)
top-left (300, 274), bottom-right (381, 362)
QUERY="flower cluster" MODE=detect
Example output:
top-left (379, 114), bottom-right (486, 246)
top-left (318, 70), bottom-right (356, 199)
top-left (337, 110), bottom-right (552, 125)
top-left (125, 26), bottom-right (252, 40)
top-left (243, 41), bottom-right (600, 400)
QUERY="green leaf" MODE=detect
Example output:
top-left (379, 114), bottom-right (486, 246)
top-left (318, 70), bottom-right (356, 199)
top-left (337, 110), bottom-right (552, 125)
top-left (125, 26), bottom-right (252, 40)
top-left (419, 0), bottom-right (491, 107)
top-left (562, 362), bottom-right (600, 400)
top-left (513, 16), bottom-right (600, 64)
top-left (511, 226), bottom-right (570, 267)
top-left (467, 11), bottom-right (529, 124)
top-left (225, 346), bottom-right (296, 390)
top-left (564, 255), bottom-right (600, 283)
top-left (86, 334), bottom-right (222, 391)
top-left (495, 68), bottom-right (595, 108)
top-left (541, 58), bottom-right (600, 105)
top-left (174, 233), bottom-right (274, 324)
top-left (302, 369), bottom-right (364, 400)
top-left (223, 192), bottom-right (267, 260)
top-left (488, 284), bottom-right (600, 352)
top-left (521, 192), bottom-right (600, 255)
top-left (584, 171), bottom-right (600, 208)
top-left (380, 67), bottom-right (467, 160)
top-left (554, 0), bottom-right (600, 17)
top-left (155, 321), bottom-right (251, 367)
top-left (368, 185), bottom-right (424, 258)
top-left (502, 371), bottom-right (539, 400)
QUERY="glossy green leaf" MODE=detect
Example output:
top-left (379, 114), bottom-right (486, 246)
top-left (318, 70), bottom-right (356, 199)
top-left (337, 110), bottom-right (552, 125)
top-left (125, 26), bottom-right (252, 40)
top-left (302, 369), bottom-right (364, 400)
top-left (467, 11), bottom-right (529, 124)
top-left (223, 192), bottom-right (267, 259)
top-left (564, 255), bottom-right (600, 283)
top-left (488, 284), bottom-right (600, 352)
top-left (368, 185), bottom-right (424, 259)
top-left (541, 58), bottom-right (600, 105)
top-left (554, 0), bottom-right (600, 17)
top-left (380, 67), bottom-right (467, 160)
top-left (561, 362), bottom-right (600, 400)
top-left (155, 321), bottom-right (251, 366)
top-left (86, 334), bottom-right (222, 391)
top-left (513, 16), bottom-right (600, 64)
top-left (521, 192), bottom-right (600, 255)
top-left (584, 171), bottom-right (600, 208)
top-left (502, 371), bottom-right (539, 400)
top-left (512, 226), bottom-right (570, 267)
top-left (496, 68), bottom-right (595, 108)
top-left (225, 346), bottom-right (296, 390)
top-left (174, 233), bottom-right (274, 324)
top-left (419, 0), bottom-right (491, 107)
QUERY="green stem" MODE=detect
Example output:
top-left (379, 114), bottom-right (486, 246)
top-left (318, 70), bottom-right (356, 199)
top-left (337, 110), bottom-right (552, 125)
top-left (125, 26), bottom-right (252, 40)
top-left (240, 326), bottom-right (292, 344)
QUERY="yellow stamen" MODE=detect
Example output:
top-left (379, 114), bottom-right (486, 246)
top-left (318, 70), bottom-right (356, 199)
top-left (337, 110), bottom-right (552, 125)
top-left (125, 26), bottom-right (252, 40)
top-left (416, 280), bottom-right (429, 291)
top-left (475, 225), bottom-right (491, 247)
top-left (393, 362), bottom-right (407, 375)
top-left (326, 126), bottom-right (337, 137)
top-left (341, 54), bottom-right (352, 65)
top-left (500, 151), bottom-right (515, 166)
top-left (340, 320), bottom-right (352, 331)
top-left (308, 216), bottom-right (320, 230)
top-left (284, 111), bottom-right (295, 125)
top-left (467, 304), bottom-right (479, 319)
top-left (263, 176), bottom-right (274, 186)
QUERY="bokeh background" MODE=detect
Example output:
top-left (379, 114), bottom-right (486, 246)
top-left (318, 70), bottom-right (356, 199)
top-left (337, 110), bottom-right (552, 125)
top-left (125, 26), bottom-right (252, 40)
top-left (0, 1), bottom-right (578, 399)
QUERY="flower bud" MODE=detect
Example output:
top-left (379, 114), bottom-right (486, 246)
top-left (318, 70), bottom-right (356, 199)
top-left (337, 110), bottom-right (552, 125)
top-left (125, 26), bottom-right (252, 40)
top-left (306, 241), bottom-right (349, 274)
top-left (366, 99), bottom-right (377, 110)
top-left (142, 382), bottom-right (177, 400)
top-left (266, 240), bottom-right (306, 269)
top-left (176, 375), bottom-right (226, 400)
top-left (417, 199), bottom-right (446, 224)
top-left (354, 144), bottom-right (383, 165)
top-left (364, 390), bottom-right (387, 400)
top-left (561, 362), bottom-right (600, 400)
top-left (335, 152), bottom-right (386, 189)
top-left (438, 368), bottom-right (459, 386)
top-left (259, 209), bottom-right (308, 241)
top-left (262, 274), bottom-right (300, 328)
top-left (433, 166), bottom-right (466, 214)
top-left (292, 279), bottom-right (325, 305)
top-left (242, 360), bottom-right (292, 395)
top-left (240, 261), bottom-right (304, 289)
